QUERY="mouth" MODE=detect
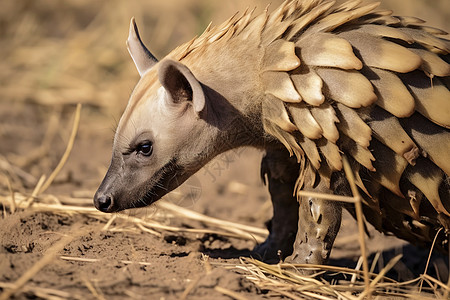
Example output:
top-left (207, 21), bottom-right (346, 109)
top-left (95, 159), bottom-right (187, 213)
top-left (136, 159), bottom-right (185, 208)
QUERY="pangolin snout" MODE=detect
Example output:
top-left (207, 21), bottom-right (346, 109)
top-left (94, 192), bottom-right (114, 213)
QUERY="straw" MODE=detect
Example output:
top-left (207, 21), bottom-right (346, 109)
top-left (419, 227), bottom-right (444, 292)
top-left (40, 103), bottom-right (82, 194)
top-left (342, 157), bottom-right (371, 299)
top-left (214, 286), bottom-right (250, 300)
top-left (0, 282), bottom-right (78, 300)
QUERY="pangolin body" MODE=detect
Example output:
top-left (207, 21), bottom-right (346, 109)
top-left (167, 0), bottom-right (450, 252)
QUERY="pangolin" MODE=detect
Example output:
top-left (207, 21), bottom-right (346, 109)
top-left (94, 0), bottom-right (450, 265)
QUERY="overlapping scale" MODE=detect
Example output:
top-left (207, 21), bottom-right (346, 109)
top-left (398, 27), bottom-right (449, 54)
top-left (296, 33), bottom-right (363, 70)
top-left (401, 73), bottom-right (450, 128)
top-left (335, 103), bottom-right (372, 148)
top-left (262, 95), bottom-right (298, 132)
top-left (310, 103), bottom-right (340, 143)
top-left (263, 118), bottom-right (304, 160)
top-left (405, 159), bottom-right (449, 216)
top-left (262, 71), bottom-right (302, 102)
top-left (348, 24), bottom-right (414, 43)
top-left (370, 140), bottom-right (409, 197)
top-left (339, 134), bottom-right (375, 172)
top-left (317, 138), bottom-right (342, 171)
top-left (316, 68), bottom-right (377, 108)
top-left (400, 113), bottom-right (450, 176)
top-left (362, 67), bottom-right (415, 118)
top-left (365, 106), bottom-right (419, 165)
top-left (409, 48), bottom-right (450, 77)
top-left (262, 39), bottom-right (300, 72)
top-left (298, 135), bottom-right (321, 169)
top-left (291, 66), bottom-right (325, 106)
top-left (288, 102), bottom-right (323, 139)
top-left (338, 31), bottom-right (422, 73)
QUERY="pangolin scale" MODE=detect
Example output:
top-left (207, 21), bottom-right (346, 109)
top-left (170, 0), bottom-right (450, 252)
top-left (94, 0), bottom-right (450, 261)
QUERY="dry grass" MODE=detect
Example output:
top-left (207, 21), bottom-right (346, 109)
top-left (1, 0), bottom-right (449, 299)
top-left (2, 190), bottom-right (448, 298)
top-left (0, 105), bottom-right (448, 300)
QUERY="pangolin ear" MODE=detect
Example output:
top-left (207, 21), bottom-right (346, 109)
top-left (127, 17), bottom-right (158, 76)
top-left (158, 59), bottom-right (206, 115)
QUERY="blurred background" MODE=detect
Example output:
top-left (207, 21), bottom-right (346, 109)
top-left (0, 0), bottom-right (448, 215)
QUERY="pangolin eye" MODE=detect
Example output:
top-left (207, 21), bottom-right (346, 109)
top-left (136, 142), bottom-right (153, 156)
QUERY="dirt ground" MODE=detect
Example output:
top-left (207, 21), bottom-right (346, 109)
top-left (0, 1), bottom-right (449, 299)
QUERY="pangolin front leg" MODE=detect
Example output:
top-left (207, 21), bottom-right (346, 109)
top-left (286, 181), bottom-right (342, 265)
top-left (253, 148), bottom-right (299, 262)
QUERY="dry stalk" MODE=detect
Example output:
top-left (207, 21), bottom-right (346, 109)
top-left (5, 175), bottom-right (16, 213)
top-left (367, 255), bottom-right (403, 289)
top-left (180, 275), bottom-right (202, 300)
top-left (296, 191), bottom-right (357, 203)
top-left (445, 245), bottom-right (450, 299)
top-left (40, 103), bottom-right (82, 194)
top-left (233, 257), bottom-right (440, 299)
top-left (351, 256), bottom-right (364, 284)
top-left (0, 282), bottom-right (78, 300)
top-left (241, 258), bottom-right (398, 283)
top-left (136, 223), bottom-right (163, 237)
top-left (201, 254), bottom-right (213, 274)
top-left (265, 286), bottom-right (305, 300)
top-left (60, 256), bottom-right (152, 266)
top-left (419, 227), bottom-right (444, 292)
top-left (214, 286), bottom-right (250, 300)
top-left (421, 274), bottom-right (450, 292)
top-left (101, 214), bottom-right (117, 231)
top-left (82, 278), bottom-right (106, 300)
top-left (369, 252), bottom-right (381, 274)
top-left (158, 201), bottom-right (269, 236)
top-left (0, 155), bottom-right (35, 190)
top-left (116, 213), bottom-right (265, 242)
top-left (23, 175), bottom-right (46, 208)
top-left (342, 157), bottom-right (371, 299)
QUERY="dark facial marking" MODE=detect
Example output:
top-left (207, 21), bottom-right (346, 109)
top-left (139, 158), bottom-right (181, 206)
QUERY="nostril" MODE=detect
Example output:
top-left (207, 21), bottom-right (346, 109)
top-left (97, 194), bottom-right (113, 212)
